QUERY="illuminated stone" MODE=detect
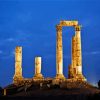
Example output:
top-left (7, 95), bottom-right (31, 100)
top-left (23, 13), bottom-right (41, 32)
top-left (68, 64), bottom-right (74, 78)
top-left (74, 25), bottom-right (86, 80)
top-left (55, 21), bottom-right (86, 81)
top-left (12, 20), bottom-right (87, 85)
top-left (33, 57), bottom-right (44, 79)
top-left (55, 25), bottom-right (65, 79)
top-left (72, 36), bottom-right (77, 69)
top-left (60, 20), bottom-right (78, 26)
top-left (4, 89), bottom-right (6, 96)
top-left (13, 46), bottom-right (23, 84)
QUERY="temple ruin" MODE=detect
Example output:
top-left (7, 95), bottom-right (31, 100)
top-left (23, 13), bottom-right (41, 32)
top-left (56, 21), bottom-right (86, 80)
top-left (13, 20), bottom-right (86, 85)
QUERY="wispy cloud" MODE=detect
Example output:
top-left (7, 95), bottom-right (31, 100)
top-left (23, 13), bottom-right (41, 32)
top-left (6, 38), bottom-right (15, 42)
top-left (83, 51), bottom-right (100, 55)
top-left (0, 38), bottom-right (16, 46)
top-left (0, 30), bottom-right (32, 46)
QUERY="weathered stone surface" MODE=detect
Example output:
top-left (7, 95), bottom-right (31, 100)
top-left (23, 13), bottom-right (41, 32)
top-left (60, 20), bottom-right (78, 26)
top-left (55, 22), bottom-right (86, 81)
top-left (56, 25), bottom-right (64, 78)
top-left (12, 20), bottom-right (87, 86)
top-left (13, 47), bottom-right (23, 84)
top-left (33, 57), bottom-right (44, 79)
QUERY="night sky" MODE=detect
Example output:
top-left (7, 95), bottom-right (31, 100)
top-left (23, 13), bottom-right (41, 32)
top-left (0, 0), bottom-right (100, 87)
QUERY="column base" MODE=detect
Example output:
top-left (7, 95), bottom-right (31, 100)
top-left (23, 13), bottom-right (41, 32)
top-left (33, 73), bottom-right (44, 79)
top-left (13, 76), bottom-right (24, 85)
top-left (55, 74), bottom-right (66, 80)
top-left (52, 74), bottom-right (66, 85)
top-left (75, 74), bottom-right (87, 81)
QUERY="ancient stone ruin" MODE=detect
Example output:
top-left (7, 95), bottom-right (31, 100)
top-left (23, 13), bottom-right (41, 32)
top-left (13, 20), bottom-right (86, 85)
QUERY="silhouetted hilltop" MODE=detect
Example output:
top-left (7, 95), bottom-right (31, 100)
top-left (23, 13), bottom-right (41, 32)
top-left (1, 88), bottom-right (100, 100)
top-left (1, 81), bottom-right (100, 100)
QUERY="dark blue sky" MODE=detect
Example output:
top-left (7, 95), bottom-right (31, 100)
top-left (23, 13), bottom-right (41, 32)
top-left (0, 0), bottom-right (100, 87)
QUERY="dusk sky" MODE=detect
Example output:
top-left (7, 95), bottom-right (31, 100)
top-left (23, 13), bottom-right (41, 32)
top-left (0, 0), bottom-right (100, 87)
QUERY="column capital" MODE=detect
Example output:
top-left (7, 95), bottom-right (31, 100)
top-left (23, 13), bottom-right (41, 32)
top-left (56, 25), bottom-right (62, 31)
top-left (15, 46), bottom-right (22, 53)
top-left (75, 25), bottom-right (81, 31)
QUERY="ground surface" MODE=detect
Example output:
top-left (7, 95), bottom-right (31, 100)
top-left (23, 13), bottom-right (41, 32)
top-left (1, 81), bottom-right (100, 100)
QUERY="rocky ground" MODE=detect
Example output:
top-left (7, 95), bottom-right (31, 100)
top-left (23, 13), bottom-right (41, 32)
top-left (1, 81), bottom-right (100, 100)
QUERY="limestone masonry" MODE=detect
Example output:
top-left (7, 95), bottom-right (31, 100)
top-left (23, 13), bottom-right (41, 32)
top-left (13, 20), bottom-right (86, 85)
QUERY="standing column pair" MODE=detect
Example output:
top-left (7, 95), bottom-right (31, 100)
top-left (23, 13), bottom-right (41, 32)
top-left (71, 25), bottom-right (86, 80)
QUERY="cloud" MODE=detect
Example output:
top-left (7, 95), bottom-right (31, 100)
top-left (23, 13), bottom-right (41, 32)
top-left (90, 51), bottom-right (100, 55)
top-left (83, 51), bottom-right (100, 55)
top-left (6, 38), bottom-right (15, 42)
top-left (0, 38), bottom-right (16, 46)
top-left (0, 30), bottom-right (33, 46)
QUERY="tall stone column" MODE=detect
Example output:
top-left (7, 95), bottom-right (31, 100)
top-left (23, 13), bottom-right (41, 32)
top-left (72, 36), bottom-right (77, 69)
top-left (69, 36), bottom-right (77, 78)
top-left (75, 25), bottom-right (86, 80)
top-left (56, 25), bottom-right (65, 79)
top-left (75, 25), bottom-right (82, 75)
top-left (34, 57), bottom-right (43, 79)
top-left (13, 46), bottom-right (23, 84)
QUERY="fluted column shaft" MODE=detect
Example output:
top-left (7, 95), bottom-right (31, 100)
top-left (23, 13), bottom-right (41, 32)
top-left (75, 26), bottom-right (82, 75)
top-left (14, 46), bottom-right (23, 79)
top-left (72, 36), bottom-right (77, 68)
top-left (35, 57), bottom-right (42, 75)
top-left (56, 25), bottom-right (63, 75)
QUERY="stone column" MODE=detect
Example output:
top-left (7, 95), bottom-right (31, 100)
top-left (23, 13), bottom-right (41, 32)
top-left (34, 57), bottom-right (43, 79)
top-left (13, 46), bottom-right (23, 84)
top-left (69, 36), bottom-right (77, 78)
top-left (75, 25), bottom-right (86, 81)
top-left (56, 25), bottom-right (65, 79)
top-left (75, 26), bottom-right (86, 80)
top-left (68, 64), bottom-right (73, 79)
top-left (72, 36), bottom-right (77, 69)
top-left (75, 25), bottom-right (82, 75)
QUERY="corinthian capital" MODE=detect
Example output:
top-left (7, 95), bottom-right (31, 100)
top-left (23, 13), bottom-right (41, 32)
top-left (75, 25), bottom-right (81, 31)
top-left (56, 25), bottom-right (62, 31)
